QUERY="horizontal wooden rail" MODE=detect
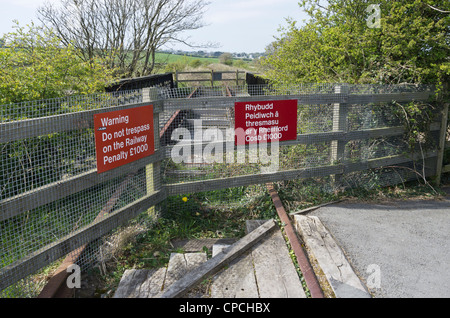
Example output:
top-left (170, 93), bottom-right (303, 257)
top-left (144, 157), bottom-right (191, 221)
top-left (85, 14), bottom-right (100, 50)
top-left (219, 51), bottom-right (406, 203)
top-left (0, 101), bottom-right (163, 144)
top-left (163, 123), bottom-right (441, 159)
top-left (164, 151), bottom-right (437, 196)
top-left (165, 165), bottom-right (342, 196)
top-left (175, 71), bottom-right (246, 87)
top-left (175, 79), bottom-right (245, 83)
top-left (163, 91), bottom-right (434, 111)
top-left (176, 71), bottom-right (246, 75)
top-left (165, 151), bottom-right (437, 196)
top-left (0, 150), bottom-right (164, 222)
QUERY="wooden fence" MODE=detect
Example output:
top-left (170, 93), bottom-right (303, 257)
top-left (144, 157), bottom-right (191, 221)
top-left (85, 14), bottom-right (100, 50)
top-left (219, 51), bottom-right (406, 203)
top-left (0, 83), bottom-right (447, 293)
top-left (175, 70), bottom-right (246, 86)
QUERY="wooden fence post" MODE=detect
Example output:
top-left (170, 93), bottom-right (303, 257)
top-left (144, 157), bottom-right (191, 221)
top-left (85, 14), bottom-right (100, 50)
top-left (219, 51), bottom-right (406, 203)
top-left (331, 84), bottom-right (349, 184)
top-left (144, 87), bottom-right (161, 216)
top-left (435, 101), bottom-right (449, 186)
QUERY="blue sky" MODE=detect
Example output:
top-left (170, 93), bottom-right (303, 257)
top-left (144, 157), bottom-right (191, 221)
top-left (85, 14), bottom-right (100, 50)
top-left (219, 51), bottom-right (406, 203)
top-left (0, 0), bottom-right (309, 53)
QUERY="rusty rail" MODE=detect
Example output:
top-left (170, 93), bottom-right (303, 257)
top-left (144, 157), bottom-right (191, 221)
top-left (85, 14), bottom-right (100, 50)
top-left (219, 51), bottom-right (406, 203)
top-left (38, 172), bottom-right (136, 298)
top-left (266, 183), bottom-right (324, 298)
top-left (159, 87), bottom-right (199, 146)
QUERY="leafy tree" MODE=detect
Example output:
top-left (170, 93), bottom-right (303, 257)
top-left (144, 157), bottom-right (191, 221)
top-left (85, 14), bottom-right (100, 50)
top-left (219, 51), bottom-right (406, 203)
top-left (0, 22), bottom-right (116, 105)
top-left (261, 0), bottom-right (449, 187)
top-left (37, 0), bottom-right (210, 78)
top-left (261, 0), bottom-right (449, 86)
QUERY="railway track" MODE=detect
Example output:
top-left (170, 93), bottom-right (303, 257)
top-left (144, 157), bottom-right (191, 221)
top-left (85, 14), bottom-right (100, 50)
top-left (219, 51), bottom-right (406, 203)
top-left (162, 85), bottom-right (235, 146)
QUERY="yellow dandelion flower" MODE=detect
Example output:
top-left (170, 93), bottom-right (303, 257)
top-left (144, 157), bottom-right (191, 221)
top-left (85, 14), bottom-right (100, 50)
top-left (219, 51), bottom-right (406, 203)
top-left (182, 197), bottom-right (188, 202)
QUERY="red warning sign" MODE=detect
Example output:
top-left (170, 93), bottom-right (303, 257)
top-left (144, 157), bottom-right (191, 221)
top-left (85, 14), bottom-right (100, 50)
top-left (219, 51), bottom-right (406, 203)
top-left (94, 105), bottom-right (154, 173)
top-left (234, 100), bottom-right (298, 145)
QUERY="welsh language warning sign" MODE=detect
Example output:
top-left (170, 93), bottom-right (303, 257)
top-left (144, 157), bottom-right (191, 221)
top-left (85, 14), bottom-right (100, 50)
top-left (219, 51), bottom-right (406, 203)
top-left (234, 100), bottom-right (298, 145)
top-left (94, 105), bottom-right (154, 173)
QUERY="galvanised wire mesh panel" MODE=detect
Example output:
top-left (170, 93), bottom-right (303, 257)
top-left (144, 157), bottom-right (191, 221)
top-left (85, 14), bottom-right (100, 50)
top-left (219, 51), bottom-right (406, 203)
top-left (0, 91), bottom-right (143, 122)
top-left (0, 89), bottom-right (160, 297)
top-left (1, 168), bottom-right (155, 296)
top-left (158, 84), bottom-right (437, 187)
top-left (157, 82), bottom-right (439, 225)
top-left (0, 130), bottom-right (95, 202)
top-left (0, 91), bottom-right (144, 200)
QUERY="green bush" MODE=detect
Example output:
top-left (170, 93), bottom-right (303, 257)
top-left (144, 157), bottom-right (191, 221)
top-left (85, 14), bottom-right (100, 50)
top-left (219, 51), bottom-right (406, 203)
top-left (0, 22), bottom-right (116, 105)
top-left (189, 59), bottom-right (203, 68)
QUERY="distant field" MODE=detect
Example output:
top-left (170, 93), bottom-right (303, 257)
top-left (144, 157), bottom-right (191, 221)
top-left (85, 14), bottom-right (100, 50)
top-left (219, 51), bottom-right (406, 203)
top-left (155, 52), bottom-right (220, 65)
top-left (153, 52), bottom-right (257, 73)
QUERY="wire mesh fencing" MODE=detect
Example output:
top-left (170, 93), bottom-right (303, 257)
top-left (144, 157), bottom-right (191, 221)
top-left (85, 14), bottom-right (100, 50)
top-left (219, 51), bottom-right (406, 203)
top-left (0, 82), bottom-right (443, 297)
top-left (0, 89), bottom-right (161, 297)
top-left (159, 84), bottom-right (439, 186)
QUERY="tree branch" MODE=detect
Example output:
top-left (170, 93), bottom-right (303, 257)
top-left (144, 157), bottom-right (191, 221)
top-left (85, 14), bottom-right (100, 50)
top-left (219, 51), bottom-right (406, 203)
top-left (426, 4), bottom-right (450, 13)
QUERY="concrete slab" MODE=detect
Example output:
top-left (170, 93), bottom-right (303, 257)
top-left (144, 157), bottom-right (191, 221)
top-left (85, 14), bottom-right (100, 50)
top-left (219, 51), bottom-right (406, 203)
top-left (294, 215), bottom-right (371, 298)
top-left (114, 253), bottom-right (207, 298)
top-left (210, 220), bottom-right (307, 298)
top-left (210, 244), bottom-right (259, 298)
top-left (309, 197), bottom-right (450, 298)
top-left (245, 220), bottom-right (307, 298)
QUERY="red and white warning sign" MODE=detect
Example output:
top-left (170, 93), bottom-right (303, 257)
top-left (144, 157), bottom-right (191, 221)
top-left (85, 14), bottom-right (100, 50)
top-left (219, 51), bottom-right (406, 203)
top-left (234, 100), bottom-right (298, 145)
top-left (94, 105), bottom-right (154, 173)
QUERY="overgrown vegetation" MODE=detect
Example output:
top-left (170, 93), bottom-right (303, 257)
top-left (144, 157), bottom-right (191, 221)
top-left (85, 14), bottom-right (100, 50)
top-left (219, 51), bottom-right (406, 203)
top-left (260, 0), bottom-right (449, 184)
top-left (261, 0), bottom-right (449, 86)
top-left (0, 23), bottom-right (116, 104)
